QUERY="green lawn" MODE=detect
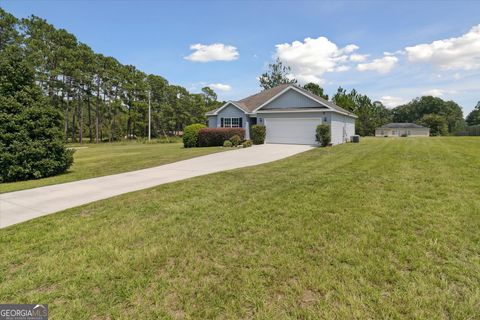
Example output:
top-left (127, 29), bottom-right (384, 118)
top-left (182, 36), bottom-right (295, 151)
top-left (1, 141), bottom-right (223, 193)
top-left (1, 137), bottom-right (479, 319)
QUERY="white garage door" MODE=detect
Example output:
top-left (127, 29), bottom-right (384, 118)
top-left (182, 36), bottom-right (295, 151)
top-left (265, 118), bottom-right (322, 145)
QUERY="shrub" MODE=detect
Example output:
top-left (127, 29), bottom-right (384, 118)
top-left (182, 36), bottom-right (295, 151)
top-left (223, 140), bottom-right (233, 147)
top-left (183, 123), bottom-right (206, 148)
top-left (242, 140), bottom-right (253, 148)
top-left (0, 45), bottom-right (74, 182)
top-left (229, 135), bottom-right (241, 147)
top-left (315, 124), bottom-right (331, 147)
top-left (251, 125), bottom-right (266, 144)
top-left (198, 128), bottom-right (245, 147)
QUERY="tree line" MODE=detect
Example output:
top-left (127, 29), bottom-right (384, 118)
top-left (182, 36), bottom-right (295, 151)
top-left (1, 9), bottom-right (222, 144)
top-left (259, 58), bottom-right (475, 136)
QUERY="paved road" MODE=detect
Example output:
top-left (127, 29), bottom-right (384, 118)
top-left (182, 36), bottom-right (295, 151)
top-left (0, 144), bottom-right (313, 228)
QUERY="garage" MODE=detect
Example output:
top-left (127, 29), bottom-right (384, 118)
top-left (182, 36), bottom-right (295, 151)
top-left (264, 118), bottom-right (322, 144)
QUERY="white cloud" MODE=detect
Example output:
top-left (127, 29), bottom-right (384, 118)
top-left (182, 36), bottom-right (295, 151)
top-left (274, 36), bottom-right (361, 84)
top-left (405, 24), bottom-right (480, 70)
top-left (350, 54), bottom-right (369, 62)
top-left (422, 89), bottom-right (444, 97)
top-left (184, 43), bottom-right (239, 62)
top-left (379, 96), bottom-right (408, 108)
top-left (335, 65), bottom-right (350, 72)
top-left (357, 55), bottom-right (398, 74)
top-left (422, 89), bottom-right (458, 97)
top-left (208, 83), bottom-right (232, 92)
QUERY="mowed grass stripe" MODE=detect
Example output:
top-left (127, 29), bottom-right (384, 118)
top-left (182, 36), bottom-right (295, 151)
top-left (1, 137), bottom-right (479, 319)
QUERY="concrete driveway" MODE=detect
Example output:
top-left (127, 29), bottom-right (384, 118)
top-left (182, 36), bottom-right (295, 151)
top-left (0, 144), bottom-right (313, 228)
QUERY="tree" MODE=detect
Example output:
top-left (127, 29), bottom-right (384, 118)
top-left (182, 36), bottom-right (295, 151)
top-left (419, 114), bottom-right (448, 136)
top-left (2, 9), bottom-right (220, 145)
top-left (201, 86), bottom-right (217, 107)
top-left (332, 87), bottom-right (391, 136)
top-left (332, 87), bottom-right (356, 111)
top-left (0, 8), bottom-right (20, 50)
top-left (0, 45), bottom-right (73, 182)
top-left (392, 96), bottom-right (464, 133)
top-left (303, 83), bottom-right (328, 100)
top-left (466, 101), bottom-right (480, 126)
top-left (259, 57), bottom-right (297, 90)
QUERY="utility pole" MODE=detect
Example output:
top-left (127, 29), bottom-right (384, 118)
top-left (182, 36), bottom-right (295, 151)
top-left (148, 89), bottom-right (151, 141)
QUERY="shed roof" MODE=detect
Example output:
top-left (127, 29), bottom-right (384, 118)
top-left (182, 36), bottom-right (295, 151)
top-left (378, 123), bottom-right (427, 129)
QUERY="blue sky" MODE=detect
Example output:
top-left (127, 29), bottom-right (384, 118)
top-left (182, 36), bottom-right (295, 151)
top-left (3, 0), bottom-right (480, 114)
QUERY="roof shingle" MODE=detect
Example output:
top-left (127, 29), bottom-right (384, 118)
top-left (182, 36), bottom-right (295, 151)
top-left (206, 84), bottom-right (356, 117)
top-left (378, 123), bottom-right (427, 129)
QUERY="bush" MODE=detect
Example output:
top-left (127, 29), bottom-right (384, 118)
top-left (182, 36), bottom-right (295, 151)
top-left (223, 140), bottom-right (233, 147)
top-left (0, 45), bottom-right (74, 182)
top-left (315, 124), bottom-right (331, 147)
top-left (183, 123), bottom-right (206, 148)
top-left (242, 140), bottom-right (253, 148)
top-left (198, 128), bottom-right (245, 147)
top-left (229, 135), bottom-right (241, 147)
top-left (251, 125), bottom-right (266, 144)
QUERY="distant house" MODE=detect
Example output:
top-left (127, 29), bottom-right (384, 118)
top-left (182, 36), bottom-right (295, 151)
top-left (375, 123), bottom-right (430, 137)
top-left (205, 84), bottom-right (357, 145)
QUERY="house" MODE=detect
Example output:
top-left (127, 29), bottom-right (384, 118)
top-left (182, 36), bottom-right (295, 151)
top-left (205, 84), bottom-right (357, 145)
top-left (375, 123), bottom-right (430, 137)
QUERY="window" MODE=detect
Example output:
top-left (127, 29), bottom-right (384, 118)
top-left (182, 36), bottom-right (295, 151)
top-left (221, 117), bottom-right (242, 128)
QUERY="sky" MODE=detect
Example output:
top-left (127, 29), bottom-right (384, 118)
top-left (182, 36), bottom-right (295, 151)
top-left (2, 0), bottom-right (480, 115)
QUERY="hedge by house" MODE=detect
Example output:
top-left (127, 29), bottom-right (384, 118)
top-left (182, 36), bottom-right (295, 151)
top-left (251, 125), bottom-right (266, 144)
top-left (183, 123), bottom-right (206, 147)
top-left (316, 124), bottom-right (331, 147)
top-left (198, 128), bottom-right (245, 147)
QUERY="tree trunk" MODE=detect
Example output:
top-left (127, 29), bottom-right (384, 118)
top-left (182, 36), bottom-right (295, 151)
top-left (64, 91), bottom-right (69, 142)
top-left (96, 82), bottom-right (101, 143)
top-left (127, 106), bottom-right (131, 138)
top-left (88, 95), bottom-right (93, 143)
top-left (72, 106), bottom-right (76, 143)
top-left (78, 94), bottom-right (83, 144)
top-left (100, 91), bottom-right (107, 142)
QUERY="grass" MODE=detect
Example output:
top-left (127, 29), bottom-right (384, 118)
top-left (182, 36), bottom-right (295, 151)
top-left (1, 137), bottom-right (479, 319)
top-left (1, 141), bottom-right (224, 193)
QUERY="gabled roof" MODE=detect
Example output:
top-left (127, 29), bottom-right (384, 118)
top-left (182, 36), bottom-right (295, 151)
top-left (378, 123), bottom-right (427, 129)
top-left (205, 84), bottom-right (357, 117)
top-left (235, 84), bottom-right (292, 113)
top-left (205, 101), bottom-right (248, 116)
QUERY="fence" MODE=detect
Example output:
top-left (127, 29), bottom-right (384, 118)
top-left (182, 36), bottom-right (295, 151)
top-left (456, 125), bottom-right (480, 136)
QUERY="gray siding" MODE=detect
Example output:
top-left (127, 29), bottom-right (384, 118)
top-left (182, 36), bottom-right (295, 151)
top-left (263, 89), bottom-right (322, 109)
top-left (208, 103), bottom-right (250, 139)
top-left (207, 116), bottom-right (217, 128)
top-left (330, 113), bottom-right (355, 145)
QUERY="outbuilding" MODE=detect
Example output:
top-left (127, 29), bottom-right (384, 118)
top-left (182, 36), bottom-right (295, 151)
top-left (375, 123), bottom-right (430, 137)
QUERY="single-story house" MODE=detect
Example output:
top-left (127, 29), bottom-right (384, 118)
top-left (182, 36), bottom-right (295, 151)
top-left (205, 84), bottom-right (357, 145)
top-left (375, 123), bottom-right (430, 137)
